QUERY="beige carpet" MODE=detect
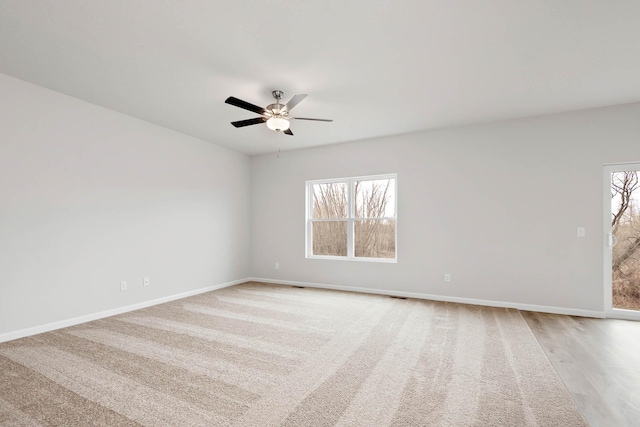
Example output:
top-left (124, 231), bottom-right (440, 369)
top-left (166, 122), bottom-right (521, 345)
top-left (0, 282), bottom-right (586, 426)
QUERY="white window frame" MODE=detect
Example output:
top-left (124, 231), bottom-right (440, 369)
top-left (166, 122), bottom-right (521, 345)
top-left (305, 173), bottom-right (397, 263)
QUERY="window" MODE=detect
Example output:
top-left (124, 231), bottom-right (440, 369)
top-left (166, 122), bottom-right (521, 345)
top-left (306, 174), bottom-right (396, 262)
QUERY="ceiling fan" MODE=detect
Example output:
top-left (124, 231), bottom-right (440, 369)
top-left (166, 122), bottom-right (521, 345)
top-left (225, 90), bottom-right (333, 136)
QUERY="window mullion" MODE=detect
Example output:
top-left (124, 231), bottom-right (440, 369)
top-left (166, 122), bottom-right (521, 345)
top-left (347, 179), bottom-right (354, 258)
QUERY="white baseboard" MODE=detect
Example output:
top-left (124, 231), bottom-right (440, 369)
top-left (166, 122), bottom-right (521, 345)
top-left (0, 278), bottom-right (249, 344)
top-left (3, 276), bottom-right (607, 344)
top-left (605, 310), bottom-right (640, 321)
top-left (249, 277), bottom-right (606, 319)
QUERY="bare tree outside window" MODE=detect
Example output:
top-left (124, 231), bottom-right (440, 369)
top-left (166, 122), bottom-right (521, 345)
top-left (307, 175), bottom-right (397, 261)
top-left (354, 179), bottom-right (395, 258)
top-left (312, 182), bottom-right (347, 256)
top-left (611, 171), bottom-right (640, 310)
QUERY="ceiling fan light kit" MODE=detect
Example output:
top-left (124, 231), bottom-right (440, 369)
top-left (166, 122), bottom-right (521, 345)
top-left (266, 116), bottom-right (290, 131)
top-left (225, 90), bottom-right (332, 136)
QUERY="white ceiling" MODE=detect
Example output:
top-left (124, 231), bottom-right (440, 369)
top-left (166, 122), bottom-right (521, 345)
top-left (1, 1), bottom-right (640, 155)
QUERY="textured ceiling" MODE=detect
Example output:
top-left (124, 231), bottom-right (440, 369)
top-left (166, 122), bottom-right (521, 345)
top-left (1, 1), bottom-right (640, 155)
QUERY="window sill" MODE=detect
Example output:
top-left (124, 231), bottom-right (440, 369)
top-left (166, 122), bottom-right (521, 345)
top-left (306, 255), bottom-right (397, 264)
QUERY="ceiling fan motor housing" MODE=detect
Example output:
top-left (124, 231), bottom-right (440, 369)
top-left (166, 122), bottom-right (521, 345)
top-left (267, 103), bottom-right (285, 115)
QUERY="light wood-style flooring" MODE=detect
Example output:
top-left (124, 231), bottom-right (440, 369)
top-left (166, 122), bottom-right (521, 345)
top-left (523, 312), bottom-right (640, 427)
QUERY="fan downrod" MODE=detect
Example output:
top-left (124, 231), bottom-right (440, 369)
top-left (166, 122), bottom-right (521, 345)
top-left (268, 90), bottom-right (286, 114)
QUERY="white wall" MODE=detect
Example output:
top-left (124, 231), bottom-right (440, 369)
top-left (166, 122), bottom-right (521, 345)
top-left (0, 74), bottom-right (250, 336)
top-left (3, 71), bottom-right (639, 338)
top-left (251, 103), bottom-right (640, 314)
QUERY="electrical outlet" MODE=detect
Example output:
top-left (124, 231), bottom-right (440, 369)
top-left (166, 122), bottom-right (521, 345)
top-left (577, 227), bottom-right (586, 237)
top-left (120, 280), bottom-right (127, 291)
top-left (143, 277), bottom-right (150, 287)
top-left (275, 262), bottom-right (280, 270)
top-left (444, 274), bottom-right (451, 283)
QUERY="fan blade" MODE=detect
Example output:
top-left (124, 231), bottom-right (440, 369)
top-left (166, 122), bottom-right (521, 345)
top-left (283, 128), bottom-right (294, 136)
top-left (231, 117), bottom-right (267, 128)
top-left (284, 94), bottom-right (307, 112)
top-left (225, 96), bottom-right (267, 115)
top-left (291, 117), bottom-right (333, 122)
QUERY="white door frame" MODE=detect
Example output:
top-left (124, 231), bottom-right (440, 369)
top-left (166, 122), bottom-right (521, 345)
top-left (603, 162), bottom-right (640, 320)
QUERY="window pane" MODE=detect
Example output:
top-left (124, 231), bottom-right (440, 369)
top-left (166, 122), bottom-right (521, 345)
top-left (312, 182), bottom-right (347, 219)
top-left (312, 221), bottom-right (347, 256)
top-left (354, 179), bottom-right (395, 218)
top-left (355, 220), bottom-right (395, 258)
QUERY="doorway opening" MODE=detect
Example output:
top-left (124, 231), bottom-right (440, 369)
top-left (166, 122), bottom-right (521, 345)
top-left (604, 164), bottom-right (640, 319)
